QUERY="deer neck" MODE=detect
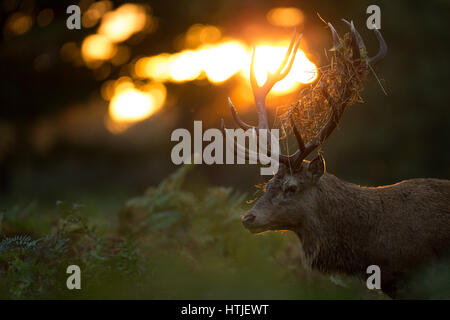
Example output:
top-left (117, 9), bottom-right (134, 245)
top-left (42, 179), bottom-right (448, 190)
top-left (292, 173), bottom-right (374, 275)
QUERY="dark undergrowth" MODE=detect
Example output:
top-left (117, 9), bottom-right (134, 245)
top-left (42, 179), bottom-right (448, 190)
top-left (0, 165), bottom-right (386, 299)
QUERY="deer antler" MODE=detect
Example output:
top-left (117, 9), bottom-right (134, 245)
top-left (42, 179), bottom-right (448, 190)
top-left (249, 30), bottom-right (303, 130)
top-left (282, 21), bottom-right (387, 168)
top-left (223, 20), bottom-right (386, 168)
top-left (222, 29), bottom-right (303, 161)
top-left (226, 29), bottom-right (303, 131)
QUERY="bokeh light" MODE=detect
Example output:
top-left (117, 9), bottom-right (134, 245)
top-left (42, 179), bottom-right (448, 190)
top-left (248, 44), bottom-right (317, 93)
top-left (121, 33), bottom-right (318, 131)
top-left (5, 12), bottom-right (33, 36)
top-left (266, 7), bottom-right (304, 27)
top-left (82, 1), bottom-right (113, 28)
top-left (201, 41), bottom-right (248, 83)
top-left (110, 45), bottom-right (131, 66)
top-left (106, 79), bottom-right (167, 133)
top-left (135, 54), bottom-right (172, 82)
top-left (134, 39), bottom-right (317, 91)
top-left (98, 3), bottom-right (147, 42)
top-left (37, 9), bottom-right (54, 27)
top-left (184, 24), bottom-right (222, 48)
top-left (168, 50), bottom-right (203, 82)
top-left (81, 34), bottom-right (116, 62)
top-left (110, 88), bottom-right (154, 122)
top-left (74, 4), bottom-right (317, 132)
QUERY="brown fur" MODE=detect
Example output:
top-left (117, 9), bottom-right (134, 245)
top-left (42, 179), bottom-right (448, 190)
top-left (242, 159), bottom-right (450, 298)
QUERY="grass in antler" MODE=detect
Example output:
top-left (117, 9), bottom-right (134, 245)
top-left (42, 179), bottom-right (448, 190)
top-left (278, 32), bottom-right (370, 146)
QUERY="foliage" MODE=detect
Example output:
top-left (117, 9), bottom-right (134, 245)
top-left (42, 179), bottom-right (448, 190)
top-left (0, 165), bottom-right (380, 299)
top-left (0, 235), bottom-right (39, 253)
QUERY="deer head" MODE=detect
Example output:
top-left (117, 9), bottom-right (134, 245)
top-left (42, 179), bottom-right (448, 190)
top-left (222, 20), bottom-right (387, 233)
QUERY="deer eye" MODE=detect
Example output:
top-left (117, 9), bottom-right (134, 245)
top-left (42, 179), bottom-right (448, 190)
top-left (284, 185), bottom-right (297, 196)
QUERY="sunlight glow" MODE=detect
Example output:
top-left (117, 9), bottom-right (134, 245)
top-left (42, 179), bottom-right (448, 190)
top-left (81, 34), bottom-right (116, 62)
top-left (184, 24), bottom-right (222, 48)
top-left (106, 79), bottom-right (167, 133)
top-left (266, 7), bottom-right (304, 28)
top-left (135, 54), bottom-right (171, 82)
top-left (201, 41), bottom-right (248, 83)
top-left (110, 88), bottom-right (154, 122)
top-left (82, 1), bottom-right (113, 28)
top-left (248, 45), bottom-right (317, 94)
top-left (135, 40), bottom-right (317, 93)
top-left (99, 3), bottom-right (147, 42)
top-left (168, 50), bottom-right (203, 82)
top-left (79, 3), bottom-right (153, 66)
top-left (96, 18), bottom-right (317, 132)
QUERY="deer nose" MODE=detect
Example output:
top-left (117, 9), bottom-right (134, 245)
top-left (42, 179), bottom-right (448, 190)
top-left (242, 214), bottom-right (255, 224)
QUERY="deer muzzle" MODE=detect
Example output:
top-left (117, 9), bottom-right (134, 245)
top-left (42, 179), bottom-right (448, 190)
top-left (241, 213), bottom-right (256, 224)
top-left (241, 211), bottom-right (269, 233)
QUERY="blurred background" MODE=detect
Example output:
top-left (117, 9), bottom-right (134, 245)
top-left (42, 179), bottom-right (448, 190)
top-left (0, 0), bottom-right (449, 300)
top-left (1, 0), bottom-right (449, 202)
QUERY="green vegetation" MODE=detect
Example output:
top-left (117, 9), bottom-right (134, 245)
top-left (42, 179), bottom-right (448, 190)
top-left (0, 165), bottom-right (380, 299)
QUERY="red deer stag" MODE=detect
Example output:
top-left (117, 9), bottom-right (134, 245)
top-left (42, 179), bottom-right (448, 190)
top-left (222, 20), bottom-right (450, 298)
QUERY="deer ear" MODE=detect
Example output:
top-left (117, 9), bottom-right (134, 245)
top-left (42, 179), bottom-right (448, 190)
top-left (308, 154), bottom-right (326, 183)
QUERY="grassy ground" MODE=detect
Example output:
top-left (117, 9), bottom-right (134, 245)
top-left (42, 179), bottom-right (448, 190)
top-left (0, 165), bottom-right (383, 299)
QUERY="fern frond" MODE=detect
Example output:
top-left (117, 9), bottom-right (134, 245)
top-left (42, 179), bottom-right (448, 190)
top-left (0, 235), bottom-right (38, 253)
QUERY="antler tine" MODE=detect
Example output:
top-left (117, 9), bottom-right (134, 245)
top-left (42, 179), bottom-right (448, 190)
top-left (279, 149), bottom-right (300, 166)
top-left (341, 19), bottom-right (387, 65)
top-left (250, 30), bottom-right (300, 95)
top-left (328, 23), bottom-right (341, 48)
top-left (249, 30), bottom-right (302, 129)
top-left (225, 20), bottom-right (386, 169)
top-left (227, 97), bottom-right (254, 130)
top-left (278, 22), bottom-right (365, 167)
top-left (249, 45), bottom-right (269, 129)
top-left (275, 113), bottom-right (305, 167)
top-left (290, 21), bottom-right (387, 165)
top-left (224, 29), bottom-right (308, 166)
top-left (222, 116), bottom-right (298, 166)
top-left (342, 19), bottom-right (367, 60)
top-left (292, 82), bottom-right (345, 166)
top-left (290, 114), bottom-right (305, 152)
top-left (368, 28), bottom-right (387, 65)
top-left (275, 28), bottom-right (298, 77)
top-left (221, 118), bottom-right (257, 162)
top-left (278, 33), bottom-right (303, 79)
top-left (260, 31), bottom-right (303, 92)
top-left (249, 45), bottom-right (259, 99)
